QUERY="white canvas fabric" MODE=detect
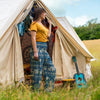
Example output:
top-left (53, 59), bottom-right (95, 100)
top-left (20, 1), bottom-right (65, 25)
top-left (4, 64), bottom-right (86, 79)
top-left (0, 0), bottom-right (33, 87)
top-left (0, 0), bottom-right (32, 39)
top-left (0, 25), bottom-right (24, 87)
top-left (0, 0), bottom-right (93, 86)
top-left (57, 17), bottom-right (93, 58)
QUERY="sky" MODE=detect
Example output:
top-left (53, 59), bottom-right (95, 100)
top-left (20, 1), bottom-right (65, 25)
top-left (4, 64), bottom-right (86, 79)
top-left (42, 0), bottom-right (100, 27)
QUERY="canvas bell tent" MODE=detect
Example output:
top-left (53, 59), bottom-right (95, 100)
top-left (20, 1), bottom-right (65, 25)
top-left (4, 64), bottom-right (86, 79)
top-left (0, 0), bottom-right (93, 87)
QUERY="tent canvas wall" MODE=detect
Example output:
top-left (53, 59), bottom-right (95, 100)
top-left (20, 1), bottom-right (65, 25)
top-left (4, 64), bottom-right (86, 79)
top-left (55, 17), bottom-right (93, 80)
top-left (0, 0), bottom-right (93, 87)
top-left (0, 0), bottom-right (33, 87)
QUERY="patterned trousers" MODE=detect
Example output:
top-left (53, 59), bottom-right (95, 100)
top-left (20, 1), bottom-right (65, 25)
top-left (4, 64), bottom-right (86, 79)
top-left (30, 42), bottom-right (56, 91)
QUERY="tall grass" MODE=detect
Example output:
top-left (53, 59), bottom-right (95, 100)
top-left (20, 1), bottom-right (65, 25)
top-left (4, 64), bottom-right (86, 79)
top-left (0, 39), bottom-right (100, 100)
top-left (0, 67), bottom-right (100, 100)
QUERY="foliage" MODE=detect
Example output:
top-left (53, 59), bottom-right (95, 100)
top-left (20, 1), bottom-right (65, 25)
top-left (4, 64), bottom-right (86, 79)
top-left (74, 18), bottom-right (100, 40)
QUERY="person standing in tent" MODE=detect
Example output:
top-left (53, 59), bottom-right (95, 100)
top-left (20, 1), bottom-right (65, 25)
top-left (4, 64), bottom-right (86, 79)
top-left (30, 8), bottom-right (56, 92)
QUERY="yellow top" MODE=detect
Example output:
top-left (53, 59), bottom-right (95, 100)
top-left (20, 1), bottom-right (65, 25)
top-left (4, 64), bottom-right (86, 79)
top-left (30, 22), bottom-right (49, 42)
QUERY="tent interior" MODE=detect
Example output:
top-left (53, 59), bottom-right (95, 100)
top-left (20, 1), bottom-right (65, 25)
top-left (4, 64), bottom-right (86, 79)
top-left (0, 0), bottom-right (93, 87)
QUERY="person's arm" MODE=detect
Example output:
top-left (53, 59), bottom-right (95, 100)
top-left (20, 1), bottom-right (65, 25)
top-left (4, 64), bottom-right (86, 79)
top-left (30, 31), bottom-right (38, 60)
top-left (48, 20), bottom-right (52, 37)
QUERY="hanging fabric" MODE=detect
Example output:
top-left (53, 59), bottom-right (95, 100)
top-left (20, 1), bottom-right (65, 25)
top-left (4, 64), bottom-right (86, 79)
top-left (17, 21), bottom-right (25, 36)
top-left (24, 15), bottom-right (31, 32)
top-left (23, 2), bottom-right (38, 32)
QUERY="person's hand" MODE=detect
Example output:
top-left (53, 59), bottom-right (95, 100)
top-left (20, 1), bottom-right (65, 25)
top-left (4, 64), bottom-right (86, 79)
top-left (48, 20), bottom-right (51, 25)
top-left (34, 52), bottom-right (39, 61)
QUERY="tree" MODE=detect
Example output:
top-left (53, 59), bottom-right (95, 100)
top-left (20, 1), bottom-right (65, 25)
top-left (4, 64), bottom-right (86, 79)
top-left (74, 18), bottom-right (100, 40)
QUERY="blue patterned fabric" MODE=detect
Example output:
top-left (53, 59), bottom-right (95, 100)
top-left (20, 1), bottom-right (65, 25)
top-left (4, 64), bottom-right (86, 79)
top-left (30, 42), bottom-right (56, 91)
top-left (17, 21), bottom-right (25, 36)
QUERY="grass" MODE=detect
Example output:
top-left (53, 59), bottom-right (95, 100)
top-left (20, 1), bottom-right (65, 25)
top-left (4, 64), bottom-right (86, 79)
top-left (83, 39), bottom-right (100, 67)
top-left (0, 39), bottom-right (100, 100)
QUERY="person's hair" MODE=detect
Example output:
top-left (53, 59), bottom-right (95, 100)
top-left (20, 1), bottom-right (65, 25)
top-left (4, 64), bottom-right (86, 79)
top-left (33, 8), bottom-right (46, 21)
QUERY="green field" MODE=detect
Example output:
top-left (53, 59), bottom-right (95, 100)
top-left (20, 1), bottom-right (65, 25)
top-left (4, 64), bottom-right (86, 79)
top-left (0, 40), bottom-right (100, 100)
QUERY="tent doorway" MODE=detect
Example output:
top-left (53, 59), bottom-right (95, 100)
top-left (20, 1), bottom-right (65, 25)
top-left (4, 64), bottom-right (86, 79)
top-left (18, 2), bottom-right (56, 84)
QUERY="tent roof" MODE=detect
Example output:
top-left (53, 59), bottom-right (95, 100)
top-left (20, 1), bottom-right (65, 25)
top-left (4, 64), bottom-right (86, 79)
top-left (0, 0), bottom-right (93, 59)
top-left (0, 0), bottom-right (32, 39)
top-left (56, 17), bottom-right (93, 59)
